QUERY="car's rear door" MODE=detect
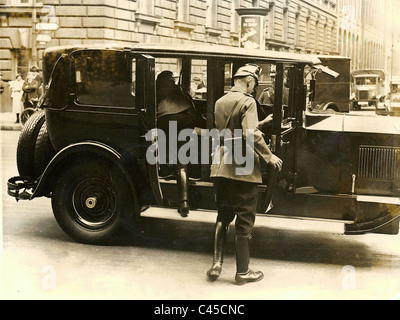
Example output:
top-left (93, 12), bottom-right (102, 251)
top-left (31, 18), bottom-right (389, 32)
top-left (135, 53), bottom-right (163, 205)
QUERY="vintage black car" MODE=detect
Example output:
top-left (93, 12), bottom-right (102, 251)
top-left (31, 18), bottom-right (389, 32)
top-left (8, 44), bottom-right (400, 244)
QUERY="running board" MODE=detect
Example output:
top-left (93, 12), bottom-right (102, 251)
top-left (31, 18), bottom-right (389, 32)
top-left (356, 195), bottom-right (400, 205)
top-left (141, 206), bottom-right (347, 234)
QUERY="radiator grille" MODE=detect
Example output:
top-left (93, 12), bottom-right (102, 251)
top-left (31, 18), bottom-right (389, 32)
top-left (358, 146), bottom-right (400, 180)
top-left (358, 90), bottom-right (369, 100)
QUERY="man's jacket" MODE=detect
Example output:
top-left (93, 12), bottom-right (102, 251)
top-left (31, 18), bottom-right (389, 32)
top-left (210, 86), bottom-right (273, 184)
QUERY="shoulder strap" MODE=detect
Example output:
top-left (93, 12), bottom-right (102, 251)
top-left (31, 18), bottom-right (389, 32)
top-left (223, 94), bottom-right (247, 129)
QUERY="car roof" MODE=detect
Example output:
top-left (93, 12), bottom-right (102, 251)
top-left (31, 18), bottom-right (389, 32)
top-left (351, 69), bottom-right (385, 79)
top-left (44, 43), bottom-right (321, 65)
top-left (131, 43), bottom-right (320, 64)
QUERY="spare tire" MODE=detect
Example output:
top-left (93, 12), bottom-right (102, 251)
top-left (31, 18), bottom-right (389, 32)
top-left (16, 111), bottom-right (46, 178)
top-left (34, 121), bottom-right (56, 177)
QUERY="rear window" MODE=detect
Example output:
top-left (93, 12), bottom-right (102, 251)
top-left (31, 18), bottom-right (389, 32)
top-left (74, 50), bottom-right (135, 108)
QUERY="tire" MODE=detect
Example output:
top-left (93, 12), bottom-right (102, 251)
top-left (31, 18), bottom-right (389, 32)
top-left (51, 159), bottom-right (137, 245)
top-left (16, 110), bottom-right (46, 178)
top-left (20, 108), bottom-right (36, 125)
top-left (34, 121), bottom-right (56, 177)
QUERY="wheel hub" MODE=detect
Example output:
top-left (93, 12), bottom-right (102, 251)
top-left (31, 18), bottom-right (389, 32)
top-left (71, 178), bottom-right (116, 229)
top-left (85, 197), bottom-right (97, 209)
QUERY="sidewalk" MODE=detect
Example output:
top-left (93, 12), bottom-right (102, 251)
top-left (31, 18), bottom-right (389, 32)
top-left (0, 112), bottom-right (22, 131)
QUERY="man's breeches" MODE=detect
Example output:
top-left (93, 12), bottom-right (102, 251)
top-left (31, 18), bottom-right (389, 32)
top-left (214, 178), bottom-right (258, 237)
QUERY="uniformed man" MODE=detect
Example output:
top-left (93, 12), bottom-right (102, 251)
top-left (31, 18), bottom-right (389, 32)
top-left (207, 64), bottom-right (283, 285)
top-left (258, 69), bottom-right (289, 105)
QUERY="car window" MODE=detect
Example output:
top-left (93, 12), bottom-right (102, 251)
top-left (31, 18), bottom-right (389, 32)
top-left (74, 50), bottom-right (135, 108)
top-left (224, 63), bottom-right (233, 93)
top-left (131, 58), bottom-right (136, 96)
top-left (255, 63), bottom-right (277, 103)
top-left (190, 59), bottom-right (207, 100)
top-left (356, 77), bottom-right (377, 85)
top-left (155, 57), bottom-right (181, 81)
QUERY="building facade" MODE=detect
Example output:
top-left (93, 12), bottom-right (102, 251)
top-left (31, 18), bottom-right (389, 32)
top-left (337, 0), bottom-right (393, 72)
top-left (0, 0), bottom-right (397, 111)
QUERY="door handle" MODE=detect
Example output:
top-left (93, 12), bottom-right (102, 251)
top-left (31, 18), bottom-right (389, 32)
top-left (281, 140), bottom-right (290, 147)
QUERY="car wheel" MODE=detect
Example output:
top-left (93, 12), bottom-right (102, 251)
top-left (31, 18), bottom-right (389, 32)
top-left (51, 159), bottom-right (137, 245)
top-left (16, 110), bottom-right (46, 178)
top-left (34, 121), bottom-right (56, 177)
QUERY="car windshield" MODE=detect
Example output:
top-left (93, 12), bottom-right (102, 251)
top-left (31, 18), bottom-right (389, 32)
top-left (355, 77), bottom-right (377, 85)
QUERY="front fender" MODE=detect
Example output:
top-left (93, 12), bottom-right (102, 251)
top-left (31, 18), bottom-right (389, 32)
top-left (32, 141), bottom-right (133, 199)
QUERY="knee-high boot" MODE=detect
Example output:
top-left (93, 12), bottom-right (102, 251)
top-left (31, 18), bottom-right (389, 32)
top-left (207, 222), bottom-right (229, 280)
top-left (234, 235), bottom-right (264, 285)
top-left (177, 166), bottom-right (189, 217)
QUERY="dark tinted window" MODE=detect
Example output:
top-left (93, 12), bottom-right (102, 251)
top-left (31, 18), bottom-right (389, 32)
top-left (74, 50), bottom-right (135, 108)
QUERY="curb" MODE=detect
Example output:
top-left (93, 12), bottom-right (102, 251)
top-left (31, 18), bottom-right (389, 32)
top-left (1, 123), bottom-right (22, 131)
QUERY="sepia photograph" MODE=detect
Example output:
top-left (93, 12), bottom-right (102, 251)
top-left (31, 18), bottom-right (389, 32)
top-left (1, 0), bottom-right (400, 303)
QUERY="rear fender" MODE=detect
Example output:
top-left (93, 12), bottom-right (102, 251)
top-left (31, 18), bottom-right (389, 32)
top-left (32, 141), bottom-right (138, 206)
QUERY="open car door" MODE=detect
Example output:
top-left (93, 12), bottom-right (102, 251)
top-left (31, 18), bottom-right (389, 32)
top-left (136, 53), bottom-right (163, 205)
top-left (263, 63), bottom-right (305, 212)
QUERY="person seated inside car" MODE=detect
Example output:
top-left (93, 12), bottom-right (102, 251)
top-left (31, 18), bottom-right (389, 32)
top-left (156, 70), bottom-right (199, 217)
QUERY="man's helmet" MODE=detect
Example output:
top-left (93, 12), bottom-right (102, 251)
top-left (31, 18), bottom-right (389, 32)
top-left (233, 64), bottom-right (261, 83)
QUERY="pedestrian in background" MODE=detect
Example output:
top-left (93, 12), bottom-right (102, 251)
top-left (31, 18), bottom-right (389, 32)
top-left (9, 73), bottom-right (24, 123)
top-left (0, 72), bottom-right (4, 95)
top-left (190, 76), bottom-right (206, 98)
top-left (22, 66), bottom-right (41, 109)
top-left (207, 63), bottom-right (283, 285)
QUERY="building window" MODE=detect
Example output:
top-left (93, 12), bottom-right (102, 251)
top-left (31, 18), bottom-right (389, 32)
top-left (306, 14), bottom-right (311, 50)
top-left (138, 0), bottom-right (154, 16)
top-left (177, 0), bottom-right (190, 22)
top-left (267, 2), bottom-right (275, 39)
top-left (206, 0), bottom-right (217, 29)
top-left (283, 6), bottom-right (289, 43)
top-left (331, 25), bottom-right (336, 54)
top-left (9, 0), bottom-right (43, 5)
top-left (15, 49), bottom-right (30, 79)
top-left (324, 24), bottom-right (330, 53)
top-left (231, 0), bottom-right (240, 33)
top-left (295, 10), bottom-right (301, 47)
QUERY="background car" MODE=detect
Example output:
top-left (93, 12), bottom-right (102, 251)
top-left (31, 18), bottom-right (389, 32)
top-left (351, 69), bottom-right (386, 110)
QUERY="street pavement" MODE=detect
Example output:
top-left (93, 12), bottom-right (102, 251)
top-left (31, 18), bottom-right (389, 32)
top-left (0, 112), bottom-right (22, 131)
top-left (1, 115), bottom-right (400, 301)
